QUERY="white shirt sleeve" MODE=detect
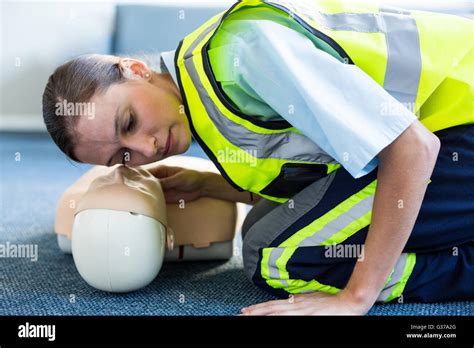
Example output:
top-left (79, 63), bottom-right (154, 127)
top-left (233, 19), bottom-right (418, 178)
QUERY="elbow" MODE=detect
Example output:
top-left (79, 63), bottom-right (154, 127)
top-left (383, 123), bottom-right (441, 169)
top-left (430, 133), bottom-right (441, 155)
top-left (406, 121), bottom-right (441, 165)
top-left (420, 132), bottom-right (441, 165)
top-left (379, 123), bottom-right (441, 177)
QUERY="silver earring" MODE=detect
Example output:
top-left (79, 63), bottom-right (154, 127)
top-left (145, 73), bottom-right (151, 78)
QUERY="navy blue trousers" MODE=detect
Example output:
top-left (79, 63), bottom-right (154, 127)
top-left (244, 124), bottom-right (474, 302)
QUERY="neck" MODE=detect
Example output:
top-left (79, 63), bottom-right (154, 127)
top-left (153, 71), bottom-right (182, 103)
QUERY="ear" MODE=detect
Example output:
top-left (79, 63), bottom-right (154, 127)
top-left (118, 58), bottom-right (152, 81)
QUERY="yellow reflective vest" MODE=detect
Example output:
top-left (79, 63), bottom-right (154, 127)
top-left (175, 0), bottom-right (474, 203)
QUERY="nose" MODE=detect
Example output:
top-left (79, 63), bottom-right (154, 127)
top-left (122, 134), bottom-right (157, 159)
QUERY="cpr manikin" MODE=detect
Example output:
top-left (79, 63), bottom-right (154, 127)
top-left (55, 156), bottom-right (245, 293)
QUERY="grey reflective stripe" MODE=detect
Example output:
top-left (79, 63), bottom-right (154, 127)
top-left (268, 248), bottom-right (284, 279)
top-left (265, 194), bottom-right (373, 280)
top-left (377, 253), bottom-right (408, 302)
top-left (298, 194), bottom-right (374, 247)
top-left (379, 7), bottom-right (421, 110)
top-left (183, 27), bottom-right (336, 164)
top-left (184, 20), bottom-right (220, 60)
top-left (268, 0), bottom-right (421, 110)
top-left (317, 12), bottom-right (383, 32)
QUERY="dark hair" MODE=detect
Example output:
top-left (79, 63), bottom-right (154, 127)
top-left (42, 54), bottom-right (125, 162)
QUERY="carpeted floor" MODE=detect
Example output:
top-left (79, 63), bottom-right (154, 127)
top-left (0, 132), bottom-right (472, 316)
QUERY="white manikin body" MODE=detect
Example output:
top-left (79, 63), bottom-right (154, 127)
top-left (54, 156), bottom-right (247, 293)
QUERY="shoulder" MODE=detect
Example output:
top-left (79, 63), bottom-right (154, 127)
top-left (218, 17), bottom-right (302, 45)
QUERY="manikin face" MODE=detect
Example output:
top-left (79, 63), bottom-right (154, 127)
top-left (77, 165), bottom-right (169, 227)
top-left (76, 165), bottom-right (174, 250)
top-left (73, 57), bottom-right (192, 167)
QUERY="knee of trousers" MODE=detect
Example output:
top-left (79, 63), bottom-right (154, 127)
top-left (242, 210), bottom-right (336, 297)
top-left (241, 199), bottom-right (282, 283)
top-left (242, 227), bottom-right (346, 299)
top-left (242, 174), bottom-right (338, 291)
top-left (242, 208), bottom-right (289, 288)
top-left (241, 201), bottom-right (297, 286)
top-left (242, 218), bottom-right (266, 284)
top-left (241, 198), bottom-right (281, 241)
top-left (242, 226), bottom-right (289, 298)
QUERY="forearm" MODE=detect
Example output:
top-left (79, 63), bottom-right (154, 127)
top-left (344, 124), bottom-right (440, 306)
top-left (201, 172), bottom-right (262, 205)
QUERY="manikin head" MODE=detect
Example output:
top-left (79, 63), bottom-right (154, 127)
top-left (72, 165), bottom-right (174, 292)
top-left (42, 54), bottom-right (192, 166)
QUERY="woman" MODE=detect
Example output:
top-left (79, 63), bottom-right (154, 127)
top-left (42, 0), bottom-right (474, 315)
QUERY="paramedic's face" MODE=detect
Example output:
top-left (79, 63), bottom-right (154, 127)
top-left (73, 58), bottom-right (192, 167)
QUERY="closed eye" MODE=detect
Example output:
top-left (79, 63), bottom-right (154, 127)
top-left (126, 112), bottom-right (135, 132)
top-left (119, 110), bottom-right (135, 165)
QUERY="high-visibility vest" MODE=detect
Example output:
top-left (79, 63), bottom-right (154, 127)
top-left (175, 0), bottom-right (474, 203)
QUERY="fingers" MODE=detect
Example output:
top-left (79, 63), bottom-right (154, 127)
top-left (267, 306), bottom-right (315, 316)
top-left (148, 165), bottom-right (184, 191)
top-left (241, 298), bottom-right (292, 314)
top-left (148, 165), bottom-right (182, 179)
top-left (241, 299), bottom-right (310, 316)
top-left (159, 173), bottom-right (182, 190)
top-left (240, 292), bottom-right (333, 316)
